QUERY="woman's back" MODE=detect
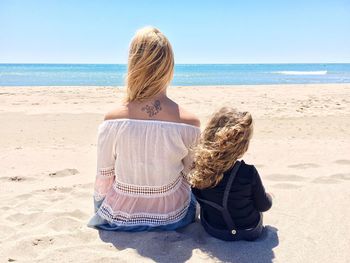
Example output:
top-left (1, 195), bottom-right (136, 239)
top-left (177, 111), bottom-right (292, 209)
top-left (88, 26), bottom-right (200, 231)
top-left (91, 117), bottom-right (199, 229)
top-left (89, 98), bottom-right (201, 230)
top-left (108, 119), bottom-right (199, 184)
top-left (103, 97), bottom-right (200, 184)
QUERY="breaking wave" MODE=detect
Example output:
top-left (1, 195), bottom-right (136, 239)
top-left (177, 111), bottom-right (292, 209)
top-left (273, 70), bottom-right (328, 75)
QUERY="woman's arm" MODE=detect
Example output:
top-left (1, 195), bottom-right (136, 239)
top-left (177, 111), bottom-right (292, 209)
top-left (181, 127), bottom-right (201, 177)
top-left (93, 122), bottom-right (117, 212)
top-left (252, 167), bottom-right (272, 212)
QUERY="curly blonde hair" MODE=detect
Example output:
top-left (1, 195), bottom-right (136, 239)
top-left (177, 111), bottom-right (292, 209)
top-left (189, 107), bottom-right (253, 189)
top-left (126, 26), bottom-right (174, 102)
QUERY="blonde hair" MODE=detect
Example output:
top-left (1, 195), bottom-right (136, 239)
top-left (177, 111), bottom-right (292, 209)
top-left (189, 107), bottom-right (253, 189)
top-left (126, 26), bottom-right (174, 102)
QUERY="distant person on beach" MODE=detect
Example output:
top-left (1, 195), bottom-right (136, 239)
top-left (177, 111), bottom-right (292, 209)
top-left (88, 26), bottom-right (200, 231)
top-left (189, 107), bottom-right (272, 241)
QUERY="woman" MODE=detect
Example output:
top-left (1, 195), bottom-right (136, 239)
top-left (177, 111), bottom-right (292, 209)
top-left (88, 26), bottom-right (201, 231)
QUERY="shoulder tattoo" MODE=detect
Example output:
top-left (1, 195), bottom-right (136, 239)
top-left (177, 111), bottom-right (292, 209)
top-left (141, 100), bottom-right (162, 117)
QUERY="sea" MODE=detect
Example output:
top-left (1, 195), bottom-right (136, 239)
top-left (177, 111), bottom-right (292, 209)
top-left (1, 63), bottom-right (350, 86)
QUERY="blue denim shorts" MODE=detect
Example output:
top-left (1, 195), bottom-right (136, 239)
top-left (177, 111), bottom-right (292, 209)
top-left (87, 194), bottom-right (197, 232)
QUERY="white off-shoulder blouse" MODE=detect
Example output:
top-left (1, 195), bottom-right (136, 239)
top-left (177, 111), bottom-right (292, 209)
top-left (93, 119), bottom-right (200, 227)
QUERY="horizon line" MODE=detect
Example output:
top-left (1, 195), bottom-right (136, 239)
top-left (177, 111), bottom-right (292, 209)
top-left (1, 62), bottom-right (350, 65)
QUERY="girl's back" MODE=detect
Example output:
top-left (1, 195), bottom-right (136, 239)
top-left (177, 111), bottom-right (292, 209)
top-left (192, 160), bottom-right (272, 230)
top-left (189, 107), bottom-right (272, 241)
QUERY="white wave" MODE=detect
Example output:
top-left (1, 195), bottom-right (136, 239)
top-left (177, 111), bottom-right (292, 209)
top-left (0, 72), bottom-right (30, 76)
top-left (273, 70), bottom-right (327, 75)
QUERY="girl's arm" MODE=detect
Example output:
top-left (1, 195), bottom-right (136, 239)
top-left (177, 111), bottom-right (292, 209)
top-left (252, 167), bottom-right (272, 212)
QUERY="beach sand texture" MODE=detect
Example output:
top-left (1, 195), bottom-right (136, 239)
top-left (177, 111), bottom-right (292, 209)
top-left (0, 84), bottom-right (350, 262)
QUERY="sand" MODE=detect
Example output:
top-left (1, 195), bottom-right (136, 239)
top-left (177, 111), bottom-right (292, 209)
top-left (0, 84), bottom-right (349, 263)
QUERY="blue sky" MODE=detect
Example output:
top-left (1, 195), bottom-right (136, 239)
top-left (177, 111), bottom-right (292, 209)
top-left (0, 0), bottom-right (349, 64)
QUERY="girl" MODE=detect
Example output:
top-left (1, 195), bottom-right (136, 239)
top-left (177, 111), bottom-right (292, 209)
top-left (88, 27), bottom-right (200, 231)
top-left (189, 107), bottom-right (272, 241)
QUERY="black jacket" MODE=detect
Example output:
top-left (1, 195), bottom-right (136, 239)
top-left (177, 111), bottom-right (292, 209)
top-left (192, 160), bottom-right (272, 230)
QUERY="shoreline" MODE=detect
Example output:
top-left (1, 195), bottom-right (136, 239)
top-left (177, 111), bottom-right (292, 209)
top-left (2, 63), bottom-right (349, 87)
top-left (1, 82), bottom-right (350, 88)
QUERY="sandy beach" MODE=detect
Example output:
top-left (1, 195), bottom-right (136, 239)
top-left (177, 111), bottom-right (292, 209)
top-left (0, 84), bottom-right (349, 262)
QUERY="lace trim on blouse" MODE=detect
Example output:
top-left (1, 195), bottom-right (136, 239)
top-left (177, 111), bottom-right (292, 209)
top-left (113, 175), bottom-right (182, 196)
top-left (97, 197), bottom-right (190, 226)
top-left (94, 167), bottom-right (115, 201)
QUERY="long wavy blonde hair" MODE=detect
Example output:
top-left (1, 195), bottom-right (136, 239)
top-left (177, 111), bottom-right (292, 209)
top-left (189, 107), bottom-right (253, 189)
top-left (126, 26), bottom-right (174, 102)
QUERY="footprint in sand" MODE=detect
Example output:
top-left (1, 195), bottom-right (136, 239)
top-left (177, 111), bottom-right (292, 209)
top-left (334, 160), bottom-right (350, 165)
top-left (0, 176), bottom-right (19, 182)
top-left (264, 174), bottom-right (307, 182)
top-left (9, 176), bottom-right (25, 182)
top-left (49, 168), bottom-right (79, 178)
top-left (0, 176), bottom-right (34, 182)
top-left (32, 237), bottom-right (55, 246)
top-left (313, 173), bottom-right (350, 184)
top-left (288, 163), bottom-right (320, 169)
top-left (330, 173), bottom-right (350, 180)
top-left (313, 177), bottom-right (339, 184)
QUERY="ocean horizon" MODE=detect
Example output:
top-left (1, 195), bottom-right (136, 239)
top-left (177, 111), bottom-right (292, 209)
top-left (1, 63), bottom-right (350, 86)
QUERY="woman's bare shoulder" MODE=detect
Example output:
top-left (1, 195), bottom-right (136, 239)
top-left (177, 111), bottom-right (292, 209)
top-left (104, 101), bottom-right (200, 127)
top-left (104, 105), bottom-right (129, 121)
top-left (177, 106), bottom-right (201, 127)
